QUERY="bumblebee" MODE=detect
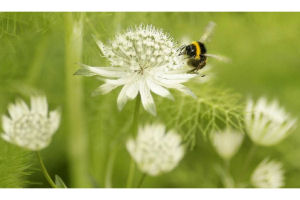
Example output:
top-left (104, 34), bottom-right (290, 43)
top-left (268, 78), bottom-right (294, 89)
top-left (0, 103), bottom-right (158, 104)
top-left (178, 22), bottom-right (228, 73)
top-left (178, 41), bottom-right (208, 73)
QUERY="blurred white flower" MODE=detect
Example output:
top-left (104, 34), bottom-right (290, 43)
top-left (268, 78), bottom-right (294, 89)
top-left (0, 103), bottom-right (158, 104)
top-left (245, 97), bottom-right (297, 146)
top-left (251, 159), bottom-right (284, 188)
top-left (1, 96), bottom-right (60, 151)
top-left (210, 129), bottom-right (244, 161)
top-left (126, 123), bottom-right (184, 176)
top-left (75, 24), bottom-right (197, 115)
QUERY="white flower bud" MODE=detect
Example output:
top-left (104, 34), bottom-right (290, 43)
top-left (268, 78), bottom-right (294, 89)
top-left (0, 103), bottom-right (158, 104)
top-left (210, 129), bottom-right (244, 161)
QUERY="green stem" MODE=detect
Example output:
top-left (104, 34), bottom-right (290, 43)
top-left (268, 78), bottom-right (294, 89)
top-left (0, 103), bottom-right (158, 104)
top-left (223, 159), bottom-right (234, 188)
top-left (36, 151), bottom-right (57, 188)
top-left (126, 159), bottom-right (136, 188)
top-left (137, 173), bottom-right (146, 188)
top-left (126, 96), bottom-right (141, 188)
top-left (132, 95), bottom-right (141, 136)
top-left (26, 36), bottom-right (48, 85)
top-left (104, 147), bottom-right (117, 188)
top-left (239, 143), bottom-right (257, 183)
top-left (64, 13), bottom-right (90, 187)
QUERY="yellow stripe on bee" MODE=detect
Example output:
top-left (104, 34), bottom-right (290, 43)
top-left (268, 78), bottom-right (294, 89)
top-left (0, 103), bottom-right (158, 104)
top-left (192, 41), bottom-right (201, 59)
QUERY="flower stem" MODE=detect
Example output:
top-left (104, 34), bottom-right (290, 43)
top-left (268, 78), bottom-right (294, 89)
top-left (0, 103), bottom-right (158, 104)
top-left (126, 159), bottom-right (136, 188)
top-left (222, 159), bottom-right (234, 188)
top-left (126, 96), bottom-right (141, 188)
top-left (137, 173), bottom-right (146, 188)
top-left (36, 151), bottom-right (57, 188)
top-left (64, 13), bottom-right (90, 187)
top-left (104, 147), bottom-right (118, 188)
top-left (132, 95), bottom-right (141, 136)
top-left (239, 143), bottom-right (257, 183)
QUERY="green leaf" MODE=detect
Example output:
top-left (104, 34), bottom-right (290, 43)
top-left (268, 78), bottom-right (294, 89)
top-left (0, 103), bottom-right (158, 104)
top-left (156, 84), bottom-right (244, 149)
top-left (55, 175), bottom-right (68, 188)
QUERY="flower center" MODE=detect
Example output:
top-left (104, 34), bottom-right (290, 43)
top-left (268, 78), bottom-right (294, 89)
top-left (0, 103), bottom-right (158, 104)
top-left (107, 25), bottom-right (183, 71)
top-left (12, 113), bottom-right (51, 143)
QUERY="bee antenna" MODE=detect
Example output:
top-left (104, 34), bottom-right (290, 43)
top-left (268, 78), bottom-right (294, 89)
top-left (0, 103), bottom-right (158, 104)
top-left (177, 45), bottom-right (185, 51)
top-left (177, 45), bottom-right (186, 56)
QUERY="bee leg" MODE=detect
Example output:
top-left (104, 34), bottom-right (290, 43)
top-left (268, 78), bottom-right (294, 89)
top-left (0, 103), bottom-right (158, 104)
top-left (197, 61), bottom-right (207, 70)
top-left (187, 60), bottom-right (206, 74)
top-left (187, 68), bottom-right (199, 74)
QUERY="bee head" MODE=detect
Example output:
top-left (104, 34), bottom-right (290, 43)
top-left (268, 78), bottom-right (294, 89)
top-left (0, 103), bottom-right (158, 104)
top-left (185, 45), bottom-right (196, 57)
top-left (178, 44), bottom-right (196, 57)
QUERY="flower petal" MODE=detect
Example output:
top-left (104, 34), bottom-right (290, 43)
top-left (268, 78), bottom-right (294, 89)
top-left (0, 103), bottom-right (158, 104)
top-left (172, 84), bottom-right (197, 98)
top-left (94, 39), bottom-right (113, 57)
top-left (126, 139), bottom-right (136, 157)
top-left (126, 81), bottom-right (139, 100)
top-left (2, 115), bottom-right (12, 133)
top-left (8, 102), bottom-right (23, 120)
top-left (92, 82), bottom-right (119, 96)
top-left (117, 85), bottom-right (130, 111)
top-left (76, 64), bottom-right (128, 78)
top-left (139, 79), bottom-right (156, 116)
top-left (1, 134), bottom-right (11, 143)
top-left (49, 109), bottom-right (61, 134)
top-left (159, 72), bottom-right (197, 81)
top-left (15, 99), bottom-right (29, 113)
top-left (146, 77), bottom-right (174, 100)
top-left (31, 96), bottom-right (48, 116)
top-left (8, 98), bottom-right (30, 120)
top-left (154, 71), bottom-right (197, 84)
top-left (152, 77), bottom-right (196, 99)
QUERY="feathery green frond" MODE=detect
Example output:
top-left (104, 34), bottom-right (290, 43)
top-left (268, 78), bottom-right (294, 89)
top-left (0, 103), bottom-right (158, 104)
top-left (0, 140), bottom-right (32, 187)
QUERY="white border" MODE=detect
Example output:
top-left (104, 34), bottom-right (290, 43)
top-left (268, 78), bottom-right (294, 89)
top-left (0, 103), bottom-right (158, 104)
top-left (1, 0), bottom-right (300, 11)
top-left (1, 1), bottom-right (300, 199)
top-left (1, 189), bottom-right (300, 200)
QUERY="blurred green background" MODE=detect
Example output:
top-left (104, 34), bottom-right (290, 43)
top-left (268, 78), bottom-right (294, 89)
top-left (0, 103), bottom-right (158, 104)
top-left (0, 12), bottom-right (299, 188)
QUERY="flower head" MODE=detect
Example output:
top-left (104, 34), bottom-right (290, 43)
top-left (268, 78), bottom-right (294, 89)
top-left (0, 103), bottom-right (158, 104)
top-left (245, 97), bottom-right (297, 146)
top-left (126, 123), bottom-right (184, 176)
top-left (1, 96), bottom-right (61, 151)
top-left (210, 129), bottom-right (244, 161)
top-left (75, 24), bottom-right (197, 115)
top-left (251, 159), bottom-right (284, 188)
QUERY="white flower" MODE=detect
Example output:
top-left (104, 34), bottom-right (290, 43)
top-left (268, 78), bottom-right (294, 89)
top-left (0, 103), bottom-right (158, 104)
top-left (245, 97), bottom-right (297, 146)
top-left (126, 123), bottom-right (184, 176)
top-left (1, 96), bottom-right (61, 151)
top-left (75, 24), bottom-right (197, 115)
top-left (210, 129), bottom-right (244, 161)
top-left (251, 159), bottom-right (284, 188)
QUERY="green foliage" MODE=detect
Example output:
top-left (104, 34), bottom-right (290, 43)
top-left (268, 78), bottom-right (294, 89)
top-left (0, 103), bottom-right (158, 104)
top-left (55, 175), bottom-right (68, 188)
top-left (156, 83), bottom-right (244, 148)
top-left (0, 140), bottom-right (32, 187)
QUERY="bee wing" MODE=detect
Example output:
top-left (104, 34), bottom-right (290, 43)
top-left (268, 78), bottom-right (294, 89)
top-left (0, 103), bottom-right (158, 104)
top-left (204, 53), bottom-right (231, 63)
top-left (200, 21), bottom-right (216, 43)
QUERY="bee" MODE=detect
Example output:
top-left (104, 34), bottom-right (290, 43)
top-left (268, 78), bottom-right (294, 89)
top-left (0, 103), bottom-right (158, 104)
top-left (178, 22), bottom-right (229, 73)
